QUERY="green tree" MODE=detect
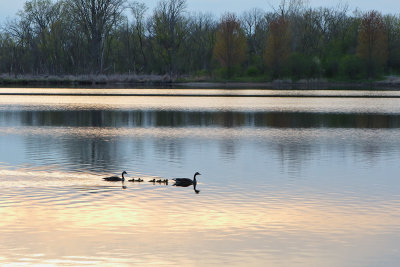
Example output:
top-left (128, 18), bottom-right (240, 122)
top-left (288, 53), bottom-right (320, 80)
top-left (340, 55), bottom-right (365, 80)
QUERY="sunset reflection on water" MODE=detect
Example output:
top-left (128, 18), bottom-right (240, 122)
top-left (1, 167), bottom-right (399, 266)
top-left (1, 90), bottom-right (400, 266)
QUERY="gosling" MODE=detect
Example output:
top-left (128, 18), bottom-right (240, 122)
top-left (128, 178), bottom-right (144, 182)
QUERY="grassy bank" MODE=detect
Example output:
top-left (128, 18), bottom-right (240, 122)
top-left (0, 74), bottom-right (174, 86)
top-left (1, 73), bottom-right (400, 90)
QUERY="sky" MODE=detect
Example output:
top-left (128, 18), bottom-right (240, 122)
top-left (0, 0), bottom-right (398, 23)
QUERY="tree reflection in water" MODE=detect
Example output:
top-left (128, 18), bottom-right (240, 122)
top-left (2, 109), bottom-right (400, 128)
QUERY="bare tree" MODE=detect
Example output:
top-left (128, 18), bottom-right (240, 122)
top-left (66, 0), bottom-right (126, 73)
top-left (19, 0), bottom-right (65, 73)
top-left (185, 12), bottom-right (217, 73)
top-left (129, 1), bottom-right (148, 71)
top-left (241, 8), bottom-right (267, 67)
top-left (150, 0), bottom-right (187, 75)
top-left (271, 0), bottom-right (307, 18)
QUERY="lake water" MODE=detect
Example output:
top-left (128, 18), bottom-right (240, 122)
top-left (0, 88), bottom-right (400, 266)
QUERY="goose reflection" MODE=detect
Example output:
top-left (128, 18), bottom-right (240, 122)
top-left (172, 172), bottom-right (201, 194)
top-left (103, 171), bottom-right (127, 182)
top-left (193, 185), bottom-right (200, 194)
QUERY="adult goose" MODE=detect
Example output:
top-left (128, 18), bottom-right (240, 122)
top-left (103, 171), bottom-right (127, 182)
top-left (173, 172), bottom-right (201, 187)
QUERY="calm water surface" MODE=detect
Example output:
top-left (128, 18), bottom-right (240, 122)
top-left (0, 88), bottom-right (400, 266)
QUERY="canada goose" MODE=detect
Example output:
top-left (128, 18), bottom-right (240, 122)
top-left (103, 171), bottom-right (127, 182)
top-left (148, 179), bottom-right (156, 183)
top-left (172, 172), bottom-right (201, 187)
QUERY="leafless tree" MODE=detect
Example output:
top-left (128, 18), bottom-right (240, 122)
top-left (150, 0), bottom-right (187, 75)
top-left (129, 1), bottom-right (148, 71)
top-left (66, 0), bottom-right (126, 73)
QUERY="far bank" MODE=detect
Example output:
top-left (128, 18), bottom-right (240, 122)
top-left (1, 74), bottom-right (400, 90)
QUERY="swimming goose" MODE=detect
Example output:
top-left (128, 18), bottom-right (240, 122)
top-left (173, 172), bottom-right (201, 187)
top-left (103, 171), bottom-right (127, 182)
top-left (148, 179), bottom-right (156, 183)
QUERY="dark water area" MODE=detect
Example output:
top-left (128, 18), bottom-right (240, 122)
top-left (2, 109), bottom-right (400, 128)
top-left (1, 89), bottom-right (400, 266)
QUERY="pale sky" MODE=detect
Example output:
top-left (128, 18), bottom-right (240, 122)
top-left (0, 0), bottom-right (398, 23)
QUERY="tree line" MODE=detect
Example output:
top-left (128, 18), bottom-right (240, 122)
top-left (0, 0), bottom-right (399, 80)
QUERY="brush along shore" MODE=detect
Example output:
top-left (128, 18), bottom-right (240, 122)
top-left (1, 74), bottom-right (400, 90)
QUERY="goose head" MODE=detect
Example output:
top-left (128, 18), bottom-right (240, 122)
top-left (122, 171), bottom-right (127, 180)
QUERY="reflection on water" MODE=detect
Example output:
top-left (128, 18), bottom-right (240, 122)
top-left (1, 91), bottom-right (400, 266)
top-left (2, 126), bottom-right (400, 177)
top-left (2, 87), bottom-right (400, 97)
top-left (2, 109), bottom-right (400, 128)
top-left (2, 94), bottom-right (400, 114)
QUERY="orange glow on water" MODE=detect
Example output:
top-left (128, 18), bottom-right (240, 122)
top-left (1, 89), bottom-right (400, 114)
top-left (1, 168), bottom-right (400, 266)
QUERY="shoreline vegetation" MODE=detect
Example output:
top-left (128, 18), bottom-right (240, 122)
top-left (1, 74), bottom-right (400, 90)
top-left (1, 0), bottom-right (400, 86)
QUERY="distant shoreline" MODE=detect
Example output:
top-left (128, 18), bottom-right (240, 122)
top-left (2, 93), bottom-right (400, 98)
top-left (1, 74), bottom-right (400, 90)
